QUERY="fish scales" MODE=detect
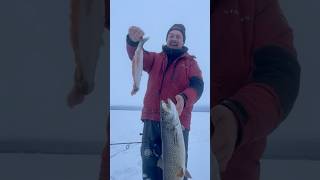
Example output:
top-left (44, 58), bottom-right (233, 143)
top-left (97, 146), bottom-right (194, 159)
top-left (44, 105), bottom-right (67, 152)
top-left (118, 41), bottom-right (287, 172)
top-left (131, 37), bottom-right (148, 95)
top-left (160, 99), bottom-right (189, 180)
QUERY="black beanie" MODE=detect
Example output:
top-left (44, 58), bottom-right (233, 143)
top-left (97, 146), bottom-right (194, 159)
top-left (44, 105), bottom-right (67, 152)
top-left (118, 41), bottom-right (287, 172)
top-left (166, 24), bottom-right (186, 43)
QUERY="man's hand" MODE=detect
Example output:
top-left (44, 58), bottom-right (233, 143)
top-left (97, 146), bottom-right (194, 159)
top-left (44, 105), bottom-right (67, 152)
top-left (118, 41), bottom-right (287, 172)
top-left (211, 104), bottom-right (239, 172)
top-left (175, 94), bottom-right (184, 116)
top-left (128, 26), bottom-right (144, 42)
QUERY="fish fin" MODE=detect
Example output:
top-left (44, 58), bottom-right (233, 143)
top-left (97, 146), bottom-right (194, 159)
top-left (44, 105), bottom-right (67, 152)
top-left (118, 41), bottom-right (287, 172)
top-left (185, 169), bottom-right (192, 178)
top-left (176, 167), bottom-right (184, 177)
top-left (156, 157), bottom-right (163, 169)
top-left (131, 88), bottom-right (138, 95)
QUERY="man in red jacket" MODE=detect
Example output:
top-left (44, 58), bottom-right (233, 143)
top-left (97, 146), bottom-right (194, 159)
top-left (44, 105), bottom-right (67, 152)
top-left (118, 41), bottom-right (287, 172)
top-left (211, 0), bottom-right (300, 180)
top-left (127, 24), bottom-right (204, 180)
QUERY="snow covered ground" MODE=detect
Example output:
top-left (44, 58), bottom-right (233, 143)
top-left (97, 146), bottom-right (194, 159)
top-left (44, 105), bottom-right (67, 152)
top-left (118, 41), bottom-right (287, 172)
top-left (110, 110), bottom-right (210, 180)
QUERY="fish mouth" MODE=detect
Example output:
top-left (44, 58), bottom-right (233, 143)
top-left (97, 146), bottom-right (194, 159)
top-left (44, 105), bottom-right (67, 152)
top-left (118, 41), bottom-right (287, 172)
top-left (160, 99), bottom-right (174, 111)
top-left (160, 100), bottom-right (169, 115)
top-left (160, 100), bottom-right (172, 119)
top-left (160, 99), bottom-right (178, 123)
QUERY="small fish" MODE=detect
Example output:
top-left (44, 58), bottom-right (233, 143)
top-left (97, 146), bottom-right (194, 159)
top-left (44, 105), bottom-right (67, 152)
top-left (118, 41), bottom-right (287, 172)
top-left (131, 37), bottom-right (149, 95)
top-left (159, 99), bottom-right (192, 180)
top-left (70, 0), bottom-right (105, 93)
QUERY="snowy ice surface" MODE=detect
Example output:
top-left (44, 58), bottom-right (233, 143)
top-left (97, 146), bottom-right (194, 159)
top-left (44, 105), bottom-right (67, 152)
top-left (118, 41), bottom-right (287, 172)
top-left (110, 110), bottom-right (210, 180)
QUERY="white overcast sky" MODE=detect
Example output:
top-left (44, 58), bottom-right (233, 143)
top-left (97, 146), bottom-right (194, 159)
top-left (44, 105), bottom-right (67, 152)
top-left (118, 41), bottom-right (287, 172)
top-left (110, 0), bottom-right (210, 107)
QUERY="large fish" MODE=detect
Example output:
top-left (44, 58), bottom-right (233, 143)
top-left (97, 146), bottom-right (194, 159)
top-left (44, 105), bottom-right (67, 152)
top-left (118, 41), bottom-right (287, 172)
top-left (131, 37), bottom-right (149, 95)
top-left (159, 99), bottom-right (192, 180)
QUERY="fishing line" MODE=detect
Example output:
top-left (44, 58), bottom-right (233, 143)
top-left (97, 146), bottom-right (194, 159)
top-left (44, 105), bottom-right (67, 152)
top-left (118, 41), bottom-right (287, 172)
top-left (110, 141), bottom-right (142, 158)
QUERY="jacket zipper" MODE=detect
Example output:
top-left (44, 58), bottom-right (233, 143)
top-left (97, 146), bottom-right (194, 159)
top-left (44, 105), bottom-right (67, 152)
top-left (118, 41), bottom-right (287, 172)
top-left (159, 54), bottom-right (186, 97)
top-left (159, 57), bottom-right (169, 96)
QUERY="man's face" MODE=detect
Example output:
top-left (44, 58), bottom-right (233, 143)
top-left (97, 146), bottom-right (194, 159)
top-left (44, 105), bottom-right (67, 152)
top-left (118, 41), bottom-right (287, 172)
top-left (166, 30), bottom-right (184, 49)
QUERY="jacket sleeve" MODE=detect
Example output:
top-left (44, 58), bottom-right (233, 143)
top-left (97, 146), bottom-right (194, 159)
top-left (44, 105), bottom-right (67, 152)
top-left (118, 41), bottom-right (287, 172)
top-left (181, 59), bottom-right (204, 108)
top-left (224, 0), bottom-right (301, 147)
top-left (126, 35), bottom-right (156, 73)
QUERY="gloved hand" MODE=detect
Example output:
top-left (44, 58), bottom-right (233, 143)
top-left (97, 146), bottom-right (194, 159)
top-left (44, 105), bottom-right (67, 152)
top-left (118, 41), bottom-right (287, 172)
top-left (175, 94), bottom-right (185, 116)
top-left (128, 26), bottom-right (145, 42)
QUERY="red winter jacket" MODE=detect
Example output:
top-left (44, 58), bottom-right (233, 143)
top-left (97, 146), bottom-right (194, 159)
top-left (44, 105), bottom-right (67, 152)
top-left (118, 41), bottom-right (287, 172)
top-left (126, 41), bottom-right (203, 130)
top-left (212, 0), bottom-right (300, 179)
